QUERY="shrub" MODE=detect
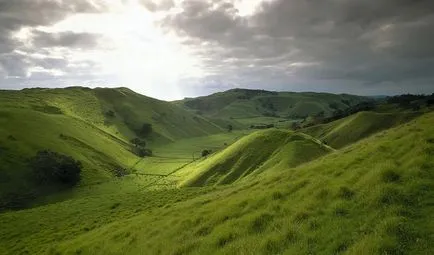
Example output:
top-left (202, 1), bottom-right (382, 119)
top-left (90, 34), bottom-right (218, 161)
top-left (130, 138), bottom-right (151, 157)
top-left (138, 123), bottom-right (152, 137)
top-left (29, 150), bottom-right (82, 186)
top-left (130, 138), bottom-right (146, 147)
top-left (201, 150), bottom-right (212, 157)
top-left (133, 147), bottom-right (152, 157)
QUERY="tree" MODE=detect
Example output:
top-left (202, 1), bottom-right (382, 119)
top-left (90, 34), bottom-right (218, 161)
top-left (130, 138), bottom-right (151, 157)
top-left (133, 147), bottom-right (153, 157)
top-left (227, 124), bottom-right (233, 132)
top-left (29, 150), bottom-right (82, 186)
top-left (201, 149), bottom-right (211, 157)
top-left (138, 123), bottom-right (152, 137)
top-left (130, 138), bottom-right (146, 147)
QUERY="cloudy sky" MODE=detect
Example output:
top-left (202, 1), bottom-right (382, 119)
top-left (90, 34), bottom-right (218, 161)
top-left (0, 0), bottom-right (433, 100)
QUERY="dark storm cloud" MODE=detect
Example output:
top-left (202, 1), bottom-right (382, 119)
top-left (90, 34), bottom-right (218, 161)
top-left (0, 53), bottom-right (30, 77)
top-left (1, 0), bottom-right (433, 97)
top-left (163, 0), bottom-right (251, 44)
top-left (164, 0), bottom-right (434, 95)
top-left (0, 0), bottom-right (106, 79)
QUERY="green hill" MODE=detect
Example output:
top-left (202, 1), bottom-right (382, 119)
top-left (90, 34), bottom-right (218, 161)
top-left (1, 110), bottom-right (433, 254)
top-left (0, 87), bottom-right (223, 208)
top-left (180, 129), bottom-right (332, 186)
top-left (177, 88), bottom-right (371, 121)
top-left (302, 111), bottom-right (421, 149)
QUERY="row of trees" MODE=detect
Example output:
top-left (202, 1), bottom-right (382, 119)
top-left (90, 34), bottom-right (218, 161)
top-left (386, 94), bottom-right (434, 109)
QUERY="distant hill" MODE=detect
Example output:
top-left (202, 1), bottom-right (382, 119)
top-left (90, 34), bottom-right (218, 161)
top-left (176, 88), bottom-right (373, 120)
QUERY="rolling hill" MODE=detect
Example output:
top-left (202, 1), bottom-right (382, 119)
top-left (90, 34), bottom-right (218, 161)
top-left (177, 88), bottom-right (372, 121)
top-left (179, 129), bottom-right (332, 186)
top-left (0, 108), bottom-right (433, 254)
top-left (0, 87), bottom-right (223, 209)
top-left (0, 87), bottom-right (433, 255)
top-left (302, 111), bottom-right (421, 149)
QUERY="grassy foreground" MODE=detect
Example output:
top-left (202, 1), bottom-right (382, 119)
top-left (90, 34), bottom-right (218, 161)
top-left (1, 111), bottom-right (433, 254)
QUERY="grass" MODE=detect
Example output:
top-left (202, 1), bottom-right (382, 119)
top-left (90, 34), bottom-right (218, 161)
top-left (302, 111), bottom-right (421, 148)
top-left (0, 88), bottom-right (433, 255)
top-left (179, 129), bottom-right (331, 186)
top-left (133, 131), bottom-right (252, 178)
top-left (48, 111), bottom-right (431, 254)
top-left (177, 88), bottom-right (371, 121)
top-left (0, 87), bottom-right (225, 208)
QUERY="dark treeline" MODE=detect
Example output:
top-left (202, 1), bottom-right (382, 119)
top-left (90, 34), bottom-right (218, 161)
top-left (386, 94), bottom-right (434, 108)
top-left (295, 93), bottom-right (434, 130)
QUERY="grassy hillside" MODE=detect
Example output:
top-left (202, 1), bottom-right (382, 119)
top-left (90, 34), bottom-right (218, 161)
top-left (302, 111), bottom-right (421, 149)
top-left (1, 110), bottom-right (433, 254)
top-left (179, 129), bottom-right (331, 186)
top-left (93, 87), bottom-right (222, 143)
top-left (0, 87), bottom-right (223, 208)
top-left (177, 89), bottom-right (371, 122)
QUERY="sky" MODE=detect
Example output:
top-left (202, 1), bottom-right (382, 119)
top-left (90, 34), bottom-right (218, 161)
top-left (0, 0), bottom-right (433, 100)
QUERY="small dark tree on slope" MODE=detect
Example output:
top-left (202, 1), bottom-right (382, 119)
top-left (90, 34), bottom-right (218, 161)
top-left (130, 138), bottom-right (146, 147)
top-left (138, 123), bottom-right (153, 137)
top-left (29, 150), bottom-right (82, 186)
top-left (130, 138), bottom-right (152, 157)
top-left (227, 124), bottom-right (233, 132)
top-left (202, 149), bottom-right (212, 157)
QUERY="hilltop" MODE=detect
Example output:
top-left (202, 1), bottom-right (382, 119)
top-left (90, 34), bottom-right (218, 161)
top-left (176, 88), bottom-right (372, 121)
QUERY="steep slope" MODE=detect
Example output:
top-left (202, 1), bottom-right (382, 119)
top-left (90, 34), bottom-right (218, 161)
top-left (302, 111), bottom-right (421, 148)
top-left (0, 104), bottom-right (139, 209)
top-left (93, 87), bottom-right (222, 142)
top-left (180, 129), bottom-right (332, 186)
top-left (0, 87), bottom-right (222, 208)
top-left (1, 111), bottom-right (433, 254)
top-left (177, 88), bottom-right (371, 120)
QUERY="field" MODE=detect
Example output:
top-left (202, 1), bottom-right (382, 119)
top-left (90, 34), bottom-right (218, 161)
top-left (0, 87), bottom-right (433, 255)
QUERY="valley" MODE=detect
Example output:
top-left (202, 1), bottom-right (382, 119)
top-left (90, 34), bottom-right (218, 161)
top-left (0, 87), bottom-right (433, 255)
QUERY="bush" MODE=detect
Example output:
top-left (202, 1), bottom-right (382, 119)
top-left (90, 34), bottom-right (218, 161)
top-left (130, 138), bottom-right (146, 147)
top-left (133, 147), bottom-right (153, 157)
top-left (29, 150), bottom-right (82, 186)
top-left (201, 150), bottom-right (212, 157)
top-left (130, 137), bottom-right (151, 157)
top-left (138, 123), bottom-right (152, 137)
